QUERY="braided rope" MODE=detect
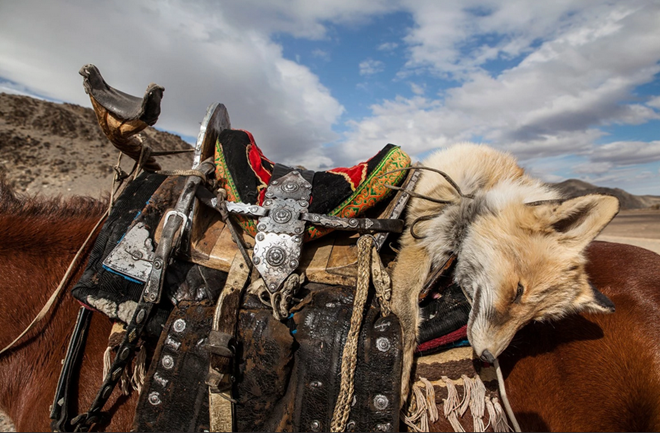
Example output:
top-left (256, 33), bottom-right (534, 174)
top-left (330, 235), bottom-right (374, 431)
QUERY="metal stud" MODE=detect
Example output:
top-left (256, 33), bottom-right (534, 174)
top-left (376, 337), bottom-right (391, 352)
top-left (347, 420), bottom-right (357, 432)
top-left (310, 420), bottom-right (321, 432)
top-left (101, 385), bottom-right (113, 399)
top-left (119, 346), bottom-right (130, 361)
top-left (373, 394), bottom-right (389, 411)
top-left (148, 391), bottom-right (162, 406)
top-left (173, 318), bottom-right (186, 333)
top-left (256, 233), bottom-right (265, 242)
top-left (376, 423), bottom-right (392, 431)
top-left (135, 308), bottom-right (146, 324)
top-left (310, 380), bottom-right (323, 388)
top-left (162, 355), bottom-right (174, 370)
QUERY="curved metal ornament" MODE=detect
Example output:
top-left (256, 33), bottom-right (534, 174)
top-left (253, 171), bottom-right (311, 293)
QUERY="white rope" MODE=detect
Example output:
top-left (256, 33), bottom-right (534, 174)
top-left (494, 358), bottom-right (521, 432)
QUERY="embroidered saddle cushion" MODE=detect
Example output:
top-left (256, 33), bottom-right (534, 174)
top-left (214, 129), bottom-right (411, 241)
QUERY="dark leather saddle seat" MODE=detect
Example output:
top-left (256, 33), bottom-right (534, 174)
top-left (79, 64), bottom-right (164, 125)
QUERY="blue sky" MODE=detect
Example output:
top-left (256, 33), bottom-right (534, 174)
top-left (1, 1), bottom-right (659, 194)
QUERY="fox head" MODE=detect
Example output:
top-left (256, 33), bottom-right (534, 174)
top-left (453, 193), bottom-right (619, 362)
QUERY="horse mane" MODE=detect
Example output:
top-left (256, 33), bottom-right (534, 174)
top-left (0, 178), bottom-right (107, 220)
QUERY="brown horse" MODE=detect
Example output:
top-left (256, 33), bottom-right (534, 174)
top-left (1, 181), bottom-right (660, 432)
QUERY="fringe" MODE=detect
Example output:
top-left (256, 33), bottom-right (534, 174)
top-left (442, 376), bottom-right (465, 432)
top-left (406, 374), bottom-right (514, 433)
top-left (102, 345), bottom-right (112, 380)
top-left (131, 344), bottom-right (147, 394)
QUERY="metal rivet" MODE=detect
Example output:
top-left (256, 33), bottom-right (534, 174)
top-left (265, 200), bottom-right (272, 206)
top-left (256, 233), bottom-right (265, 241)
top-left (299, 200), bottom-right (308, 207)
top-left (253, 257), bottom-right (261, 265)
top-left (272, 180), bottom-right (279, 185)
top-left (173, 318), bottom-right (186, 333)
top-left (349, 218), bottom-right (358, 226)
top-left (294, 227), bottom-right (303, 234)
top-left (310, 420), bottom-right (321, 432)
top-left (293, 235), bottom-right (301, 243)
top-left (153, 259), bottom-right (162, 269)
top-left (135, 309), bottom-right (146, 324)
top-left (376, 423), bottom-right (392, 431)
top-left (347, 420), bottom-right (357, 432)
top-left (119, 347), bottom-right (130, 361)
top-left (162, 355), bottom-right (174, 370)
top-left (292, 171), bottom-right (299, 175)
top-left (266, 192), bottom-right (274, 198)
top-left (373, 394), bottom-right (389, 411)
top-left (146, 292), bottom-right (157, 302)
top-left (257, 224), bottom-right (266, 231)
top-left (310, 380), bottom-right (322, 388)
top-left (376, 337), bottom-right (391, 352)
top-left (148, 391), bottom-right (161, 406)
top-left (289, 260), bottom-right (299, 269)
top-left (101, 385), bottom-right (113, 399)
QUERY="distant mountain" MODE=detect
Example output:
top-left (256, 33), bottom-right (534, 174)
top-left (551, 179), bottom-right (660, 210)
top-left (0, 93), bottom-right (192, 197)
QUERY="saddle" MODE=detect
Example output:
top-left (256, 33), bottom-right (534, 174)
top-left (56, 65), bottom-right (472, 432)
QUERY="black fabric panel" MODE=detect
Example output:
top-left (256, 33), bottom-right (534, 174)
top-left (417, 283), bottom-right (471, 344)
top-left (309, 143), bottom-right (398, 214)
top-left (71, 172), bottom-right (167, 309)
top-left (218, 129), bottom-right (273, 205)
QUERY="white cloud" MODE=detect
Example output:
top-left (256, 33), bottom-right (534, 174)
top-left (410, 82), bottom-right (425, 95)
top-left (311, 48), bottom-right (331, 61)
top-left (378, 42), bottom-right (399, 51)
top-left (339, 1), bottom-right (660, 173)
top-left (590, 141), bottom-right (660, 166)
top-left (359, 59), bottom-right (385, 76)
top-left (647, 95), bottom-right (660, 110)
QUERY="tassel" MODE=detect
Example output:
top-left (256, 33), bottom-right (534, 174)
top-left (468, 375), bottom-right (486, 432)
top-left (403, 382), bottom-right (428, 432)
top-left (458, 375), bottom-right (473, 417)
top-left (102, 345), bottom-right (112, 380)
top-left (131, 344), bottom-right (147, 394)
top-left (420, 377), bottom-right (438, 423)
top-left (442, 377), bottom-right (465, 432)
top-left (491, 397), bottom-right (513, 432)
top-left (120, 367), bottom-right (131, 396)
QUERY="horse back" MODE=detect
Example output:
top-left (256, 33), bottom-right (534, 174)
top-left (499, 241), bottom-right (660, 432)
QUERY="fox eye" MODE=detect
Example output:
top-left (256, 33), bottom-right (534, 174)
top-left (513, 283), bottom-right (524, 304)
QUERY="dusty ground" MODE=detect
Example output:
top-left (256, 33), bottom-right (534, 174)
top-left (597, 208), bottom-right (660, 254)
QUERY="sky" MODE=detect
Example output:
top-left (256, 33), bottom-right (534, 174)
top-left (1, 1), bottom-right (659, 195)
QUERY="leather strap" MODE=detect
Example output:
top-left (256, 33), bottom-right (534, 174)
top-left (50, 307), bottom-right (93, 432)
top-left (207, 253), bottom-right (251, 432)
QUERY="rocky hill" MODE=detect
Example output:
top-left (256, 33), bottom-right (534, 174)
top-left (552, 179), bottom-right (660, 210)
top-left (0, 93), bottom-right (193, 197)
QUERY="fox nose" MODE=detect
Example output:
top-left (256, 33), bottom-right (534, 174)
top-left (480, 349), bottom-right (496, 364)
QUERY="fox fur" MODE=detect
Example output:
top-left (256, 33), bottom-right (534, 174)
top-left (391, 143), bottom-right (619, 401)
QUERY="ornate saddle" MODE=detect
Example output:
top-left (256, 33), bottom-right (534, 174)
top-left (56, 65), bottom-right (472, 432)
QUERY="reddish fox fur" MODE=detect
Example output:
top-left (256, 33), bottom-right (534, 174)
top-left (1, 180), bottom-right (659, 431)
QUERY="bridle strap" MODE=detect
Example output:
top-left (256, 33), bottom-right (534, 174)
top-left (50, 307), bottom-right (93, 432)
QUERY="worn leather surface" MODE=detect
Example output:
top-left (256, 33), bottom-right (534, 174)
top-left (235, 284), bottom-right (402, 432)
top-left (134, 301), bottom-right (215, 432)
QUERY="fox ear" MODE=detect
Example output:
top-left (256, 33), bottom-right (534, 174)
top-left (531, 194), bottom-right (619, 249)
top-left (573, 283), bottom-right (615, 314)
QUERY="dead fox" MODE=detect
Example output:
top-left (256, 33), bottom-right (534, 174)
top-left (391, 143), bottom-right (619, 400)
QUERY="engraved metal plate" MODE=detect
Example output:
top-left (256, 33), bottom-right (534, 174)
top-left (103, 222), bottom-right (155, 282)
top-left (252, 171), bottom-right (311, 293)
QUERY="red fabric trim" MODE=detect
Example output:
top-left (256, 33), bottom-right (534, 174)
top-left (415, 325), bottom-right (468, 353)
top-left (328, 162), bottom-right (367, 191)
top-left (241, 130), bottom-right (273, 204)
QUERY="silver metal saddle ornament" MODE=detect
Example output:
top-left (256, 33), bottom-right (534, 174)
top-left (226, 170), bottom-right (404, 305)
